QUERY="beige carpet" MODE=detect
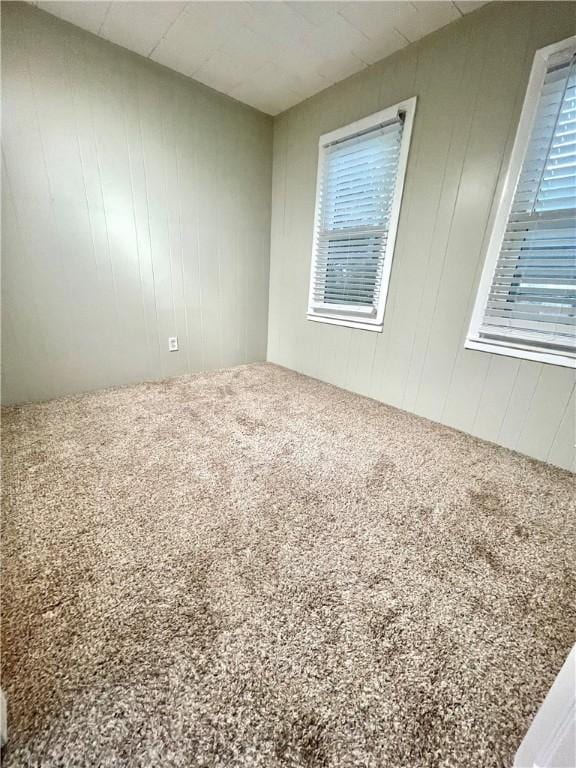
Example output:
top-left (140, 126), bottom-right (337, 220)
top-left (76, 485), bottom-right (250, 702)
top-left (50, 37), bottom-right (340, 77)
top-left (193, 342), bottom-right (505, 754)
top-left (2, 362), bottom-right (574, 767)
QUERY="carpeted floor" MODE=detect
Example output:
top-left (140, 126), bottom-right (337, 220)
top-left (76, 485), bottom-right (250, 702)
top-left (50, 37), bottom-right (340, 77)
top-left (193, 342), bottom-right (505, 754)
top-left (1, 362), bottom-right (574, 768)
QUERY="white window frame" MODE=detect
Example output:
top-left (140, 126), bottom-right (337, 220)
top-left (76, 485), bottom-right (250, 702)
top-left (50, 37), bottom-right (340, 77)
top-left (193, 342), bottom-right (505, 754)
top-left (306, 97), bottom-right (417, 332)
top-left (466, 37), bottom-right (576, 369)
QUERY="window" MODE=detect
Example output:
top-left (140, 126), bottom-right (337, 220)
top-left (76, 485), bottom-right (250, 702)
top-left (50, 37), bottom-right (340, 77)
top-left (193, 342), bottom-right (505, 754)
top-left (467, 37), bottom-right (576, 368)
top-left (307, 98), bottom-right (416, 331)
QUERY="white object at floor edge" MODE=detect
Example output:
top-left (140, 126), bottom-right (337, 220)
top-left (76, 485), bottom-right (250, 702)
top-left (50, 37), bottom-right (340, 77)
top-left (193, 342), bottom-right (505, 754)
top-left (514, 645), bottom-right (575, 768)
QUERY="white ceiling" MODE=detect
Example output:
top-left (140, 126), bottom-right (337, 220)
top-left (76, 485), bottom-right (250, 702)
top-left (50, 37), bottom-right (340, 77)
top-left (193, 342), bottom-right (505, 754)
top-left (31, 1), bottom-right (488, 115)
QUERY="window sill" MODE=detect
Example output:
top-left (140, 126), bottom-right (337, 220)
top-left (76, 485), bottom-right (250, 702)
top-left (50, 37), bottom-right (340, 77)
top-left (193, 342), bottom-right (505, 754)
top-left (307, 314), bottom-right (383, 332)
top-left (465, 337), bottom-right (576, 369)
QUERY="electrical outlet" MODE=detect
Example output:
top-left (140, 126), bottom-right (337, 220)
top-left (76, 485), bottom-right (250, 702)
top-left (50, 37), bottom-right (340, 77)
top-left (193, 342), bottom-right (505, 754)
top-left (168, 336), bottom-right (178, 352)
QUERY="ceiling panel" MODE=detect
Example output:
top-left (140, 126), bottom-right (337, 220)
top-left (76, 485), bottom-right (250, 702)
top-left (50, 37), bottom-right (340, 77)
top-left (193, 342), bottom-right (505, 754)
top-left (351, 30), bottom-right (408, 67)
top-left (410, 2), bottom-right (461, 36)
top-left (30, 1), bottom-right (490, 115)
top-left (231, 61), bottom-right (305, 114)
top-left (245, 1), bottom-right (317, 45)
top-left (36, 1), bottom-right (111, 34)
top-left (340, 1), bottom-right (460, 46)
top-left (149, 4), bottom-right (231, 77)
top-left (287, 2), bottom-right (347, 28)
top-left (193, 49), bottom-right (247, 92)
top-left (100, 2), bottom-right (186, 57)
top-left (302, 13), bottom-right (371, 61)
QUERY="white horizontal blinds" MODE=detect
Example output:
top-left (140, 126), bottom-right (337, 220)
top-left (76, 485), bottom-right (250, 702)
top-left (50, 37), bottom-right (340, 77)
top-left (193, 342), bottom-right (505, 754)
top-left (480, 46), bottom-right (576, 353)
top-left (312, 117), bottom-right (404, 313)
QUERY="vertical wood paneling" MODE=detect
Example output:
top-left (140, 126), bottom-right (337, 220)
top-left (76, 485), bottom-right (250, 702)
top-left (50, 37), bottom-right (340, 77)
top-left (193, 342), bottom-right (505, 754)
top-left (497, 361), bottom-right (543, 450)
top-left (1, 2), bottom-right (272, 405)
top-left (268, 1), bottom-right (576, 471)
top-left (515, 366), bottom-right (574, 464)
top-left (548, 388), bottom-right (576, 472)
top-left (373, 22), bottom-right (474, 410)
top-left (417, 3), bottom-right (532, 426)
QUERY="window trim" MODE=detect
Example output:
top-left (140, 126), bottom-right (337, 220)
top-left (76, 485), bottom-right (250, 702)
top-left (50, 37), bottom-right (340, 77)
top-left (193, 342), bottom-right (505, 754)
top-left (465, 36), bottom-right (576, 369)
top-left (306, 97), bottom-right (417, 332)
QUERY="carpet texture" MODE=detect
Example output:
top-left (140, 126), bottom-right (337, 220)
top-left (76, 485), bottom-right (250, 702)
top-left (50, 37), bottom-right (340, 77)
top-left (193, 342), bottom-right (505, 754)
top-left (2, 362), bottom-right (574, 768)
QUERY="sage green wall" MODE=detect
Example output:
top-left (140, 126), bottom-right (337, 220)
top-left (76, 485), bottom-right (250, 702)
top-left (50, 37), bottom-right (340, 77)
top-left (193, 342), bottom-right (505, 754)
top-left (268, 1), bottom-right (576, 471)
top-left (1, 2), bottom-right (272, 405)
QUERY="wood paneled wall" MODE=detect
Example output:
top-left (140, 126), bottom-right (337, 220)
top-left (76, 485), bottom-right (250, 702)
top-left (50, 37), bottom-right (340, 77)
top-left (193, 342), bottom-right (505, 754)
top-left (2, 3), bottom-right (273, 405)
top-left (268, 1), bottom-right (575, 471)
